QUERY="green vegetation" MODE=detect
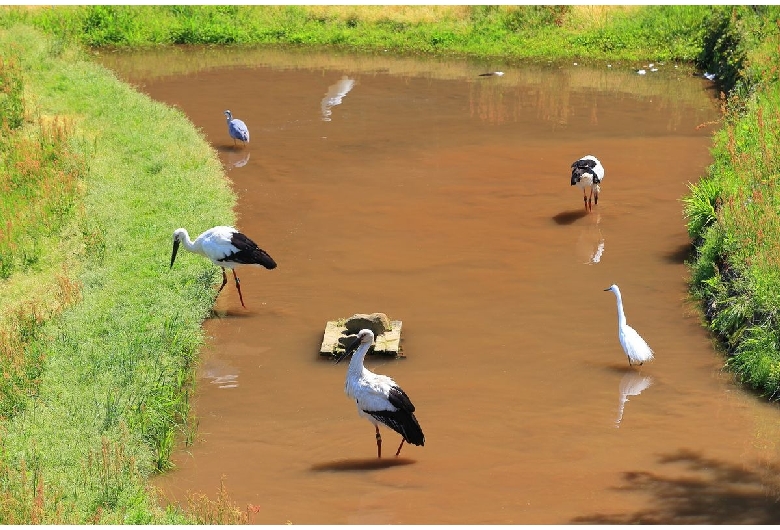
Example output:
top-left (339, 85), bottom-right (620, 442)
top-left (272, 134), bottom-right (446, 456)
top-left (5, 5), bottom-right (712, 62)
top-left (0, 24), bottom-right (237, 522)
top-left (1, 3), bottom-right (779, 524)
top-left (684, 6), bottom-right (780, 398)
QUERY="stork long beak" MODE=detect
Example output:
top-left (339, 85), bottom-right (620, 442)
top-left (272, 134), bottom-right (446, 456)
top-left (170, 239), bottom-right (181, 269)
top-left (335, 335), bottom-right (362, 364)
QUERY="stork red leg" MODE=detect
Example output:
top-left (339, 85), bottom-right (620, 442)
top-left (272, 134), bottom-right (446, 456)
top-left (218, 268), bottom-right (228, 292)
top-left (375, 425), bottom-right (382, 458)
top-left (232, 270), bottom-right (246, 308)
top-left (395, 438), bottom-right (405, 457)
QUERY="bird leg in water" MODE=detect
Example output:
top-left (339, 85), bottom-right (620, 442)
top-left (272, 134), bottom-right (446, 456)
top-left (218, 268), bottom-right (229, 293)
top-left (232, 270), bottom-right (246, 309)
top-left (375, 425), bottom-right (382, 458)
top-left (395, 438), bottom-right (405, 457)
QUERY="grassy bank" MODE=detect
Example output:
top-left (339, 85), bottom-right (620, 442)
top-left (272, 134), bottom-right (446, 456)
top-left (5, 5), bottom-right (713, 63)
top-left (684, 6), bottom-right (780, 398)
top-left (0, 24), bottom-right (236, 522)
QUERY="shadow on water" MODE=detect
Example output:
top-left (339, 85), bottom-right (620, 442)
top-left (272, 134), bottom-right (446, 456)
top-left (572, 449), bottom-right (780, 524)
top-left (663, 242), bottom-right (694, 264)
top-left (207, 307), bottom-right (256, 320)
top-left (552, 209), bottom-right (589, 225)
top-left (311, 458), bottom-right (416, 472)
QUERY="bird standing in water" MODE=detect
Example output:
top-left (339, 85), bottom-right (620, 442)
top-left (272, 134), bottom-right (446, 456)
top-left (337, 329), bottom-right (425, 458)
top-left (571, 155), bottom-right (605, 212)
top-left (604, 284), bottom-right (654, 366)
top-left (170, 226), bottom-right (276, 309)
top-left (224, 110), bottom-right (249, 147)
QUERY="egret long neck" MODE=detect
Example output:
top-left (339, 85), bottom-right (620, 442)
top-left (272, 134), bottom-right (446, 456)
top-left (614, 290), bottom-right (627, 328)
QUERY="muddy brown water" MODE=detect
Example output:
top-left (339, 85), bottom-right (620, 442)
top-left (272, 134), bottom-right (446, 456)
top-left (98, 48), bottom-right (780, 524)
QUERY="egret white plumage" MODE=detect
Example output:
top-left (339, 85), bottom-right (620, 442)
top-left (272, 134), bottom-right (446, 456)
top-left (571, 155), bottom-right (605, 212)
top-left (224, 110), bottom-right (249, 146)
top-left (604, 284), bottom-right (654, 366)
top-left (170, 226), bottom-right (276, 309)
top-left (336, 329), bottom-right (425, 458)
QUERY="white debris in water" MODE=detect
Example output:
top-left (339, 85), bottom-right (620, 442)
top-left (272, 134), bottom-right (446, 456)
top-left (650, 68), bottom-right (658, 72)
top-left (573, 62), bottom-right (578, 66)
top-left (704, 72), bottom-right (716, 81)
top-left (637, 69), bottom-right (647, 75)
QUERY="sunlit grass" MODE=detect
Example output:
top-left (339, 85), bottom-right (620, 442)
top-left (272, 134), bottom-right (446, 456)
top-left (0, 24), bottom-right (235, 523)
top-left (1, 5), bottom-right (713, 63)
top-left (685, 6), bottom-right (780, 398)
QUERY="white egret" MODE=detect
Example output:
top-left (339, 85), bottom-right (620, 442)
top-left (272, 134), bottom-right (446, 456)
top-left (571, 155), bottom-right (605, 212)
top-left (170, 226), bottom-right (276, 309)
top-left (604, 284), bottom-right (654, 366)
top-left (336, 329), bottom-right (425, 458)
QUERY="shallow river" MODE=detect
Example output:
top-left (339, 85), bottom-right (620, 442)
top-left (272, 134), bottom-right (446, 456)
top-left (98, 47), bottom-right (780, 524)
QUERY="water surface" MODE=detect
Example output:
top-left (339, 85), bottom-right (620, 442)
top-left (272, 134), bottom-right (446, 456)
top-left (99, 48), bottom-right (780, 524)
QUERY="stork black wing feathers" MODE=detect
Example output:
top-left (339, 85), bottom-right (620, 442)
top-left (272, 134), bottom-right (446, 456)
top-left (221, 231), bottom-right (277, 269)
top-left (367, 408), bottom-right (425, 446)
top-left (571, 158), bottom-right (601, 185)
top-left (387, 385), bottom-right (415, 413)
top-left (365, 385), bottom-right (424, 446)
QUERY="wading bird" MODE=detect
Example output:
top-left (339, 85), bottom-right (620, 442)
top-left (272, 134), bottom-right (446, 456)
top-left (224, 110), bottom-right (249, 146)
top-left (170, 226), bottom-right (276, 309)
top-left (337, 329), bottom-right (425, 458)
top-left (571, 155), bottom-right (605, 212)
top-left (604, 284), bottom-right (654, 366)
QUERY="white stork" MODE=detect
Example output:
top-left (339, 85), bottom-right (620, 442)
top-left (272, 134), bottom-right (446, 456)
top-left (604, 284), bottom-right (654, 366)
top-left (170, 226), bottom-right (276, 309)
top-left (571, 155), bottom-right (605, 212)
top-left (224, 110), bottom-right (249, 147)
top-left (336, 329), bottom-right (425, 458)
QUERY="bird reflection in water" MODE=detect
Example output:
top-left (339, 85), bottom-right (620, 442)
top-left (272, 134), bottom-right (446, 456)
top-left (576, 213), bottom-right (605, 264)
top-left (321, 76), bottom-right (356, 121)
top-left (615, 371), bottom-right (653, 427)
top-left (201, 358), bottom-right (239, 389)
top-left (226, 150), bottom-right (250, 169)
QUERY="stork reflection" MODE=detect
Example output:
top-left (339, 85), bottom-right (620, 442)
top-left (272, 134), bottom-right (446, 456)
top-left (322, 76), bottom-right (356, 121)
top-left (576, 213), bottom-right (605, 264)
top-left (615, 371), bottom-right (653, 426)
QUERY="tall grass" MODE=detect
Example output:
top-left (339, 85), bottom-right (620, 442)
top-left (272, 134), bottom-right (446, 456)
top-left (0, 24), bottom-right (235, 523)
top-left (685, 5), bottom-right (780, 398)
top-left (3, 5), bottom-right (715, 63)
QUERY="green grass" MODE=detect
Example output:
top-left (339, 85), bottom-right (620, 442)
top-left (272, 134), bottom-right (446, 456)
top-left (684, 5), bottom-right (780, 399)
top-left (0, 24), bottom-right (236, 522)
top-left (2, 5), bottom-right (715, 63)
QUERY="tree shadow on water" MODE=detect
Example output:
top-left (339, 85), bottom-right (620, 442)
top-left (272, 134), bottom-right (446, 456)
top-left (572, 449), bottom-right (780, 524)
